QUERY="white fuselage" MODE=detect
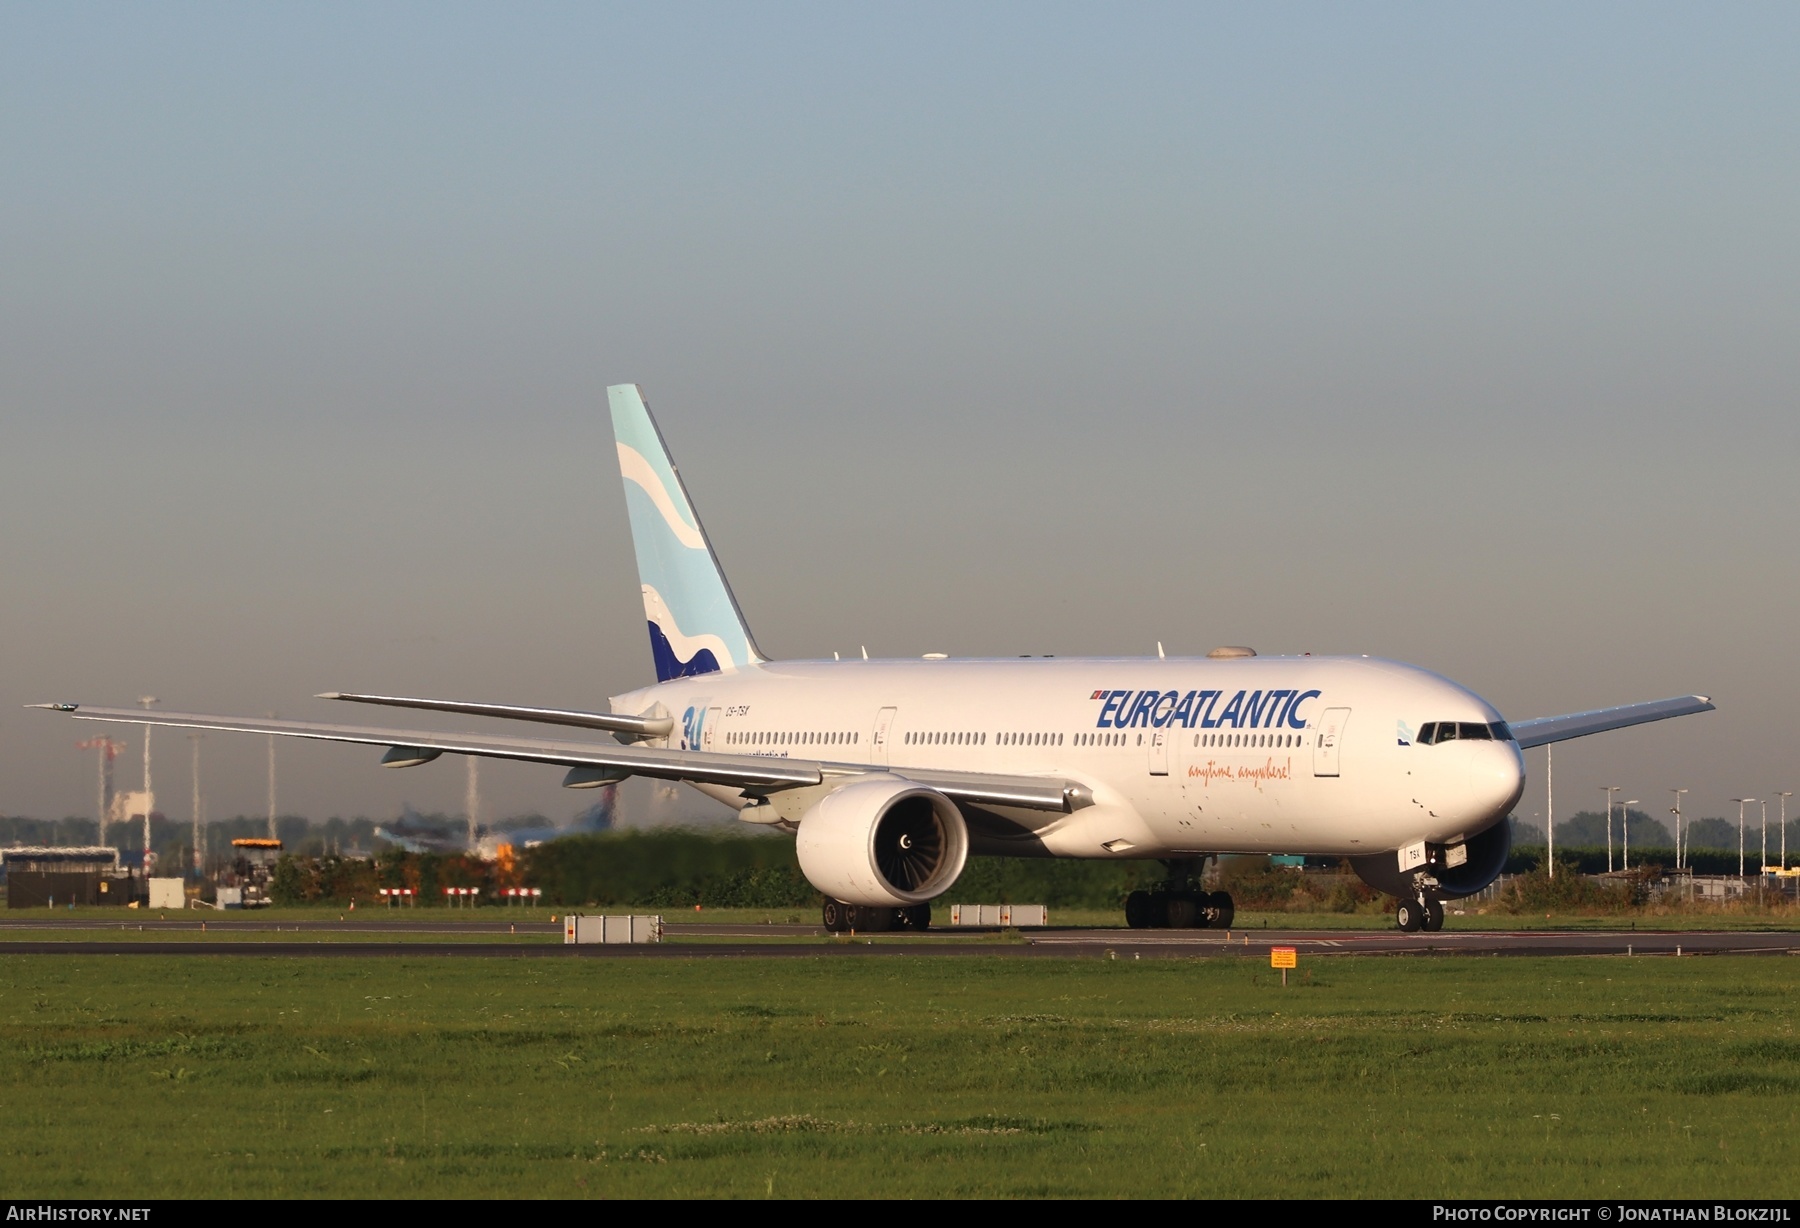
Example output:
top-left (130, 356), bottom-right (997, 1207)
top-left (613, 654), bottom-right (1526, 861)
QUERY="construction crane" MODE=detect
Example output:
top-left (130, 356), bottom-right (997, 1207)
top-left (76, 736), bottom-right (125, 846)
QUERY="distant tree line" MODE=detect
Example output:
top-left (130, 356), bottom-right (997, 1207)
top-left (0, 810), bottom-right (572, 872)
top-left (256, 835), bottom-right (1396, 911)
top-left (1509, 810), bottom-right (1797, 854)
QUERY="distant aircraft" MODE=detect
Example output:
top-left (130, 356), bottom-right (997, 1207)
top-left (371, 807), bottom-right (470, 856)
top-left (35, 385), bottom-right (1714, 932)
top-left (374, 794), bottom-right (616, 859)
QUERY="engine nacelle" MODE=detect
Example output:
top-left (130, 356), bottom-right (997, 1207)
top-left (1349, 816), bottom-right (1512, 901)
top-left (794, 777), bottom-right (969, 907)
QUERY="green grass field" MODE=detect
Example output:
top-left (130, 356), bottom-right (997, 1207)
top-left (2, 953), bottom-right (1797, 1198)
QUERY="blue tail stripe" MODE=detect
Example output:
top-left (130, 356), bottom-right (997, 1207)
top-left (649, 622), bottom-right (723, 682)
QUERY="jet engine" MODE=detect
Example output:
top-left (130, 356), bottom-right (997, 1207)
top-left (1349, 815), bottom-right (1512, 900)
top-left (794, 777), bottom-right (969, 907)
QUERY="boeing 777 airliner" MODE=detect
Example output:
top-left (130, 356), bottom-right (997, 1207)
top-left (35, 385), bottom-right (1714, 932)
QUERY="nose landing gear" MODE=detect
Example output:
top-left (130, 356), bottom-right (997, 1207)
top-left (1394, 894), bottom-right (1446, 933)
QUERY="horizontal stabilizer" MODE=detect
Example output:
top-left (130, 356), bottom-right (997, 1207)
top-left (1509, 694), bottom-right (1714, 749)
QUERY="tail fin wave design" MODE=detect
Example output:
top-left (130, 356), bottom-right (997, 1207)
top-left (608, 384), bottom-right (764, 681)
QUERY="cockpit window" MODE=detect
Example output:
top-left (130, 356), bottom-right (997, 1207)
top-left (1417, 720), bottom-right (1514, 745)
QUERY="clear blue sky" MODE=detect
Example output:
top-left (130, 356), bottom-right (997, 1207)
top-left (3, 3), bottom-right (1796, 830)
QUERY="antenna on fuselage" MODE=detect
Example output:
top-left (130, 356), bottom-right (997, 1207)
top-left (861, 646), bottom-right (868, 660)
top-left (1157, 642), bottom-right (1165, 659)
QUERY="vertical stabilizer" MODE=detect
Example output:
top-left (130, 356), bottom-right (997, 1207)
top-left (608, 384), bottom-right (765, 681)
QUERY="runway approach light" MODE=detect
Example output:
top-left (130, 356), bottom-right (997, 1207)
top-left (563, 766), bottom-right (630, 789)
top-left (380, 746), bottom-right (443, 768)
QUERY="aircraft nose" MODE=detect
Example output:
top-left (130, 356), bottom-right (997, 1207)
top-left (1470, 743), bottom-right (1527, 822)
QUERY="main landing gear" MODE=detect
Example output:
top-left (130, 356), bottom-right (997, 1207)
top-left (1394, 894), bottom-right (1445, 933)
top-left (822, 899), bottom-right (931, 933)
top-left (1125, 888), bottom-right (1235, 930)
top-left (1124, 861), bottom-right (1235, 930)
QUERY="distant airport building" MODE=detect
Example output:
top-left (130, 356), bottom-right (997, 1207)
top-left (3, 846), bottom-right (133, 908)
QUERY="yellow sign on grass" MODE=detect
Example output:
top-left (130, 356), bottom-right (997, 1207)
top-left (1270, 946), bottom-right (1297, 969)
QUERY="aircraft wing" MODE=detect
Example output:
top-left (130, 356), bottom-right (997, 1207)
top-left (1507, 694), bottom-right (1714, 750)
top-left (315, 691), bottom-right (673, 740)
top-left (30, 704), bottom-right (1090, 814)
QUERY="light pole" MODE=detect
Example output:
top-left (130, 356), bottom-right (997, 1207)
top-left (188, 732), bottom-right (203, 875)
top-left (266, 712), bottom-right (278, 843)
top-left (1622, 800), bottom-right (1639, 871)
top-left (137, 696), bottom-right (158, 869)
top-left (1732, 798), bottom-right (1755, 879)
top-left (1778, 792), bottom-right (1793, 872)
top-left (1602, 786), bottom-right (1621, 873)
top-left (1546, 746), bottom-right (1555, 879)
top-left (1759, 800), bottom-right (1768, 876)
top-left (1670, 788), bottom-right (1688, 872)
top-left (465, 757), bottom-right (480, 852)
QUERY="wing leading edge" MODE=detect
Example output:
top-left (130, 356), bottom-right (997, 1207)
top-left (30, 704), bottom-right (1090, 815)
top-left (1508, 694), bottom-right (1714, 750)
top-left (315, 691), bottom-right (673, 740)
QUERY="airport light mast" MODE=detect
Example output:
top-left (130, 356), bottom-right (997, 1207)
top-left (77, 736), bottom-right (125, 845)
top-left (265, 713), bottom-right (278, 842)
top-left (137, 696), bottom-right (157, 868)
top-left (1731, 798), bottom-right (1755, 879)
top-left (1601, 786), bottom-right (1621, 873)
top-left (466, 757), bottom-right (480, 853)
top-left (1778, 792), bottom-right (1793, 872)
top-left (1670, 788), bottom-right (1688, 871)
top-left (1546, 747), bottom-right (1555, 880)
top-left (189, 731), bottom-right (204, 874)
top-left (1621, 799), bottom-right (1639, 872)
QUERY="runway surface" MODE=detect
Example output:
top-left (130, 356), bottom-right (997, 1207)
top-left (1, 920), bottom-right (1796, 958)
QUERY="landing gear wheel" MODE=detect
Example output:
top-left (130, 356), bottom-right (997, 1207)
top-left (1164, 895), bottom-right (1198, 929)
top-left (844, 905), bottom-right (897, 932)
top-left (900, 903), bottom-right (932, 931)
top-left (1422, 899), bottom-right (1445, 932)
top-left (1124, 890), bottom-right (1155, 930)
top-left (1206, 891), bottom-right (1235, 931)
top-left (822, 899), bottom-right (850, 932)
top-left (1394, 897), bottom-right (1424, 933)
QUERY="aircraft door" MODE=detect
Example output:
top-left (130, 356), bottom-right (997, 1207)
top-left (1313, 707), bottom-right (1351, 777)
top-left (703, 707), bottom-right (721, 752)
top-left (1148, 728), bottom-right (1169, 776)
top-left (870, 707), bottom-right (898, 767)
